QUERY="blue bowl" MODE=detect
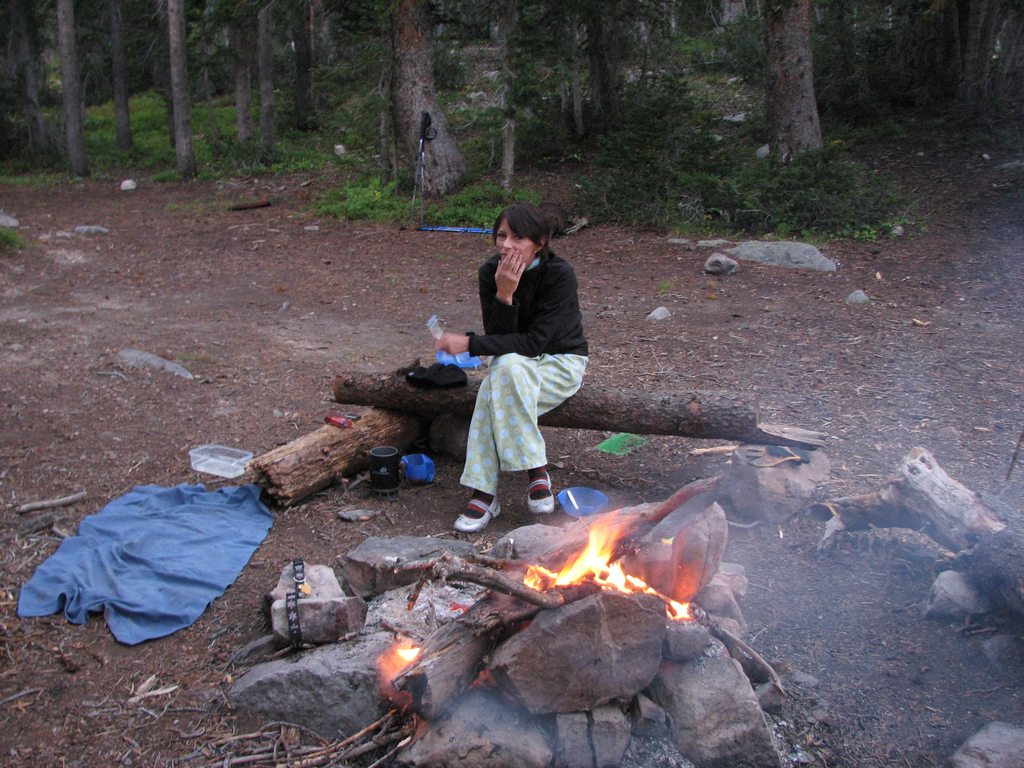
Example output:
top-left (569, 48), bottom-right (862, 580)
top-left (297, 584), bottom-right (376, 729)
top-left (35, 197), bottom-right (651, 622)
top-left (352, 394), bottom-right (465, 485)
top-left (557, 487), bottom-right (610, 517)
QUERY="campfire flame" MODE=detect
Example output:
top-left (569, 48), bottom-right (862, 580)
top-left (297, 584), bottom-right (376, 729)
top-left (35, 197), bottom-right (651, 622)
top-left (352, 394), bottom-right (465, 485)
top-left (377, 637), bottom-right (422, 706)
top-left (524, 516), bottom-right (692, 621)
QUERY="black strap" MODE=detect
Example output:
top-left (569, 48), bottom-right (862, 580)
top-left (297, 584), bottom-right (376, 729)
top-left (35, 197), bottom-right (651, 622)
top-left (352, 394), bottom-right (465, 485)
top-left (285, 591), bottom-right (302, 648)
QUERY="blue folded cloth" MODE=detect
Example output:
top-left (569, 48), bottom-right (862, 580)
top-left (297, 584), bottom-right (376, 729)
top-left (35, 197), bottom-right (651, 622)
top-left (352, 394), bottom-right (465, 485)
top-left (17, 483), bottom-right (273, 645)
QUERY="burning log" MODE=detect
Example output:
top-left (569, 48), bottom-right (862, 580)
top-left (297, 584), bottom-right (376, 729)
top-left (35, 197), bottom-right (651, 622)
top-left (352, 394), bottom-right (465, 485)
top-left (811, 448), bottom-right (1006, 553)
top-left (536, 476), bottom-right (722, 571)
top-left (245, 408), bottom-right (426, 506)
top-left (332, 368), bottom-right (827, 448)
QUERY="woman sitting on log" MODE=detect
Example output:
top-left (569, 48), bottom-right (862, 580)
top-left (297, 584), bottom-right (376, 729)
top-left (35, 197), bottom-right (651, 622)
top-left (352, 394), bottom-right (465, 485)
top-left (433, 202), bottom-right (589, 532)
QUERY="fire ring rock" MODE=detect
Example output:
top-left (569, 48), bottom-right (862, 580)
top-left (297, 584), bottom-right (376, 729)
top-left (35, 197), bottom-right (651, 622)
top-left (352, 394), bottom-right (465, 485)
top-left (487, 591), bottom-right (666, 715)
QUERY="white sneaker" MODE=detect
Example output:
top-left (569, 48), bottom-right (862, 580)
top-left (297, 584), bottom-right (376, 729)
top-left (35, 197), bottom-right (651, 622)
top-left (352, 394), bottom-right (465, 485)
top-left (527, 494), bottom-right (555, 514)
top-left (527, 472), bottom-right (555, 514)
top-left (454, 497), bottom-right (501, 533)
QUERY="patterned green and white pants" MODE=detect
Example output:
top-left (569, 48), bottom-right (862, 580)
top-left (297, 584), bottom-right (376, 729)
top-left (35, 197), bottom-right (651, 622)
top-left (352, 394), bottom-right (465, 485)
top-left (460, 353), bottom-right (588, 496)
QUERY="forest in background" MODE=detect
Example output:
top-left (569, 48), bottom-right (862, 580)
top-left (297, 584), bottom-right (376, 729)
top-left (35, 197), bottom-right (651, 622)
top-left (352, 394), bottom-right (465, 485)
top-left (1, 0), bottom-right (1021, 237)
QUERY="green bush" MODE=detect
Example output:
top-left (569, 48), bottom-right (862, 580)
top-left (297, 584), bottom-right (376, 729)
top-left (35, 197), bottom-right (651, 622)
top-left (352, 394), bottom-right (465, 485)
top-left (0, 228), bottom-right (25, 253)
top-left (316, 177), bottom-right (409, 223)
top-left (424, 182), bottom-right (540, 228)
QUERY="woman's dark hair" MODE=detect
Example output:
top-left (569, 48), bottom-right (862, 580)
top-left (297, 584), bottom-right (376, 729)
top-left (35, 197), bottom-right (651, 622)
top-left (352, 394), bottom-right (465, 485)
top-left (492, 201), bottom-right (566, 253)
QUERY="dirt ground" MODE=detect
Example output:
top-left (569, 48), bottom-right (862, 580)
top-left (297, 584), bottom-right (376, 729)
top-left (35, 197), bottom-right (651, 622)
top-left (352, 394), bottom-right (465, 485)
top-left (1, 143), bottom-right (1022, 768)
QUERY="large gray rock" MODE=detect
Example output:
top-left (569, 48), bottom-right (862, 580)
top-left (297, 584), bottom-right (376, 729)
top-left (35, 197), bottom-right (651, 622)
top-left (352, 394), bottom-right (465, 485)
top-left (490, 523), bottom-right (568, 562)
top-left (268, 595), bottom-right (367, 646)
top-left (649, 640), bottom-right (782, 768)
top-left (265, 562), bottom-right (346, 605)
top-left (553, 712), bottom-right (591, 768)
top-left (341, 536), bottom-right (478, 597)
top-left (489, 592), bottom-right (666, 714)
top-left (397, 689), bottom-right (553, 768)
top-left (227, 631), bottom-right (391, 738)
top-left (590, 704), bottom-right (632, 768)
top-left (951, 721), bottom-right (1024, 768)
top-left (663, 620), bottom-right (713, 663)
top-left (923, 569), bottom-right (994, 621)
top-left (726, 241), bottom-right (836, 272)
top-left (717, 445), bottom-right (831, 522)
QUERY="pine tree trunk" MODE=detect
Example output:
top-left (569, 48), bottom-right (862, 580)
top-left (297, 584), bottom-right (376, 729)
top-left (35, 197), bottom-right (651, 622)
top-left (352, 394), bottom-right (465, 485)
top-left (498, 0), bottom-right (517, 189)
top-left (109, 0), bottom-right (134, 150)
top-left (258, 2), bottom-right (276, 154)
top-left (291, 0), bottom-right (315, 130)
top-left (586, 1), bottom-right (622, 131)
top-left (167, 0), bottom-right (196, 177)
top-left (12, 2), bottom-right (60, 157)
top-left (232, 20), bottom-right (255, 143)
top-left (57, 0), bottom-right (89, 177)
top-left (391, 0), bottom-right (466, 197)
top-left (153, 0), bottom-right (176, 149)
top-left (764, 0), bottom-right (822, 162)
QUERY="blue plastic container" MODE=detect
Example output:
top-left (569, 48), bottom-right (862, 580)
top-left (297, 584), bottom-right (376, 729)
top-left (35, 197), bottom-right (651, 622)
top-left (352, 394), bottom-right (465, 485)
top-left (557, 487), bottom-right (610, 517)
top-left (401, 453), bottom-right (435, 484)
top-left (435, 350), bottom-right (482, 369)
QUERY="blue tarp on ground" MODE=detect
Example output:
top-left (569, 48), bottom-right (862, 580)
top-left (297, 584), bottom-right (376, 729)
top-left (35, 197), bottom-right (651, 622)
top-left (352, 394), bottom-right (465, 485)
top-left (17, 483), bottom-right (273, 645)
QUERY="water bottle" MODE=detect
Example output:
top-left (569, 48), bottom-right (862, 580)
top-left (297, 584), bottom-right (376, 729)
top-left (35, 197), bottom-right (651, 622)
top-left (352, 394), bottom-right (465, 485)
top-left (426, 314), bottom-right (444, 339)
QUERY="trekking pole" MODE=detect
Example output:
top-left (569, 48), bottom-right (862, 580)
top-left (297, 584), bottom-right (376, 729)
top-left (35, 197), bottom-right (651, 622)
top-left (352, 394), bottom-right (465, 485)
top-left (410, 111), bottom-right (435, 219)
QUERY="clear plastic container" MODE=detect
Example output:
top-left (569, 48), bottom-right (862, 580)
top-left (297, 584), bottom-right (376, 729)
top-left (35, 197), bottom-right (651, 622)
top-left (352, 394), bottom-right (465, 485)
top-left (189, 445), bottom-right (253, 479)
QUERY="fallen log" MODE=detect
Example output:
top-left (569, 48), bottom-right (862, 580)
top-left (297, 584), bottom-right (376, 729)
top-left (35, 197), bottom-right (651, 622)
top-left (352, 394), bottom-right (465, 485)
top-left (811, 447), bottom-right (1006, 553)
top-left (332, 368), bottom-right (827, 448)
top-left (245, 408), bottom-right (426, 506)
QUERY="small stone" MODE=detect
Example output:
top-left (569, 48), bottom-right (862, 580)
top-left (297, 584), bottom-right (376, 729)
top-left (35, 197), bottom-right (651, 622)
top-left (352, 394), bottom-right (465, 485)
top-left (845, 289), bottom-right (871, 304)
top-left (334, 144), bottom-right (347, 156)
top-left (337, 508), bottom-right (381, 522)
top-left (120, 179), bottom-right (137, 191)
top-left (646, 306), bottom-right (671, 322)
top-left (755, 144), bottom-right (771, 159)
top-left (74, 225), bottom-right (110, 235)
top-left (0, 213), bottom-right (19, 228)
top-left (704, 253), bottom-right (739, 275)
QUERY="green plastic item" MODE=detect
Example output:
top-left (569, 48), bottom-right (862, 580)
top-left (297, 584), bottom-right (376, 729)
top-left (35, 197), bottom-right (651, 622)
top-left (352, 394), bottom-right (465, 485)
top-left (595, 433), bottom-right (648, 456)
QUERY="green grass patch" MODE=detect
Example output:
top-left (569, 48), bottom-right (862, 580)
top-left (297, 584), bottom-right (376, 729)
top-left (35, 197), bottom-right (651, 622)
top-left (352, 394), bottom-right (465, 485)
top-left (0, 228), bottom-right (26, 252)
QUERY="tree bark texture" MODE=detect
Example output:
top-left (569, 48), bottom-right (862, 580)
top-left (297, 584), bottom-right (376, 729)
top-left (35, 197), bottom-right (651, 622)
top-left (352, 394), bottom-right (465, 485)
top-left (108, 0), bottom-right (134, 150)
top-left (57, 0), bottom-right (89, 176)
top-left (331, 368), bottom-right (826, 447)
top-left (585, 1), bottom-right (623, 130)
top-left (11, 2), bottom-right (60, 157)
top-left (391, 0), bottom-right (467, 197)
top-left (232, 19), bottom-right (255, 143)
top-left (497, 0), bottom-right (517, 188)
top-left (167, 0), bottom-right (196, 177)
top-left (765, 0), bottom-right (822, 162)
top-left (152, 0), bottom-right (176, 149)
top-left (246, 408), bottom-right (427, 506)
top-left (291, 0), bottom-right (315, 130)
top-left (258, 2), bottom-right (276, 153)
